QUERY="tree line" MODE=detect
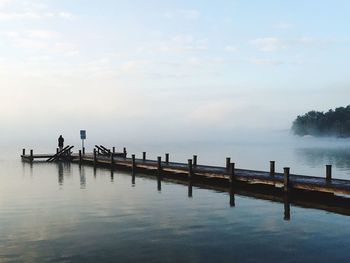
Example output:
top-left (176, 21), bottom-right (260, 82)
top-left (292, 105), bottom-right (350, 137)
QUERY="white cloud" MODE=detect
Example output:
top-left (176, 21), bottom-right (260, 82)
top-left (163, 9), bottom-right (200, 20)
top-left (249, 58), bottom-right (284, 66)
top-left (26, 30), bottom-right (60, 39)
top-left (224, 45), bottom-right (238, 52)
top-left (178, 9), bottom-right (200, 20)
top-left (3, 30), bottom-right (78, 54)
top-left (158, 34), bottom-right (208, 53)
top-left (0, 0), bottom-right (75, 20)
top-left (0, 0), bottom-right (12, 8)
top-left (251, 36), bottom-right (322, 52)
top-left (251, 37), bottom-right (285, 52)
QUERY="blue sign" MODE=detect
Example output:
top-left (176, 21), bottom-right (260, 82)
top-left (80, 130), bottom-right (86, 140)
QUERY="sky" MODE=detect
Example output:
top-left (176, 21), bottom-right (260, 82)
top-left (1, 0), bottom-right (350, 144)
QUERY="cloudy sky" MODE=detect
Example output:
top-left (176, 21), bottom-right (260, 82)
top-left (1, 0), bottom-right (350, 142)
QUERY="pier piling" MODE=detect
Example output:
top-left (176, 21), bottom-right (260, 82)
top-left (193, 155), bottom-right (197, 166)
top-left (226, 157), bottom-right (231, 170)
top-left (157, 157), bottom-right (162, 176)
top-left (132, 154), bottom-right (136, 173)
top-left (30, 150), bottom-right (33, 163)
top-left (143, 152), bottom-right (146, 161)
top-left (93, 149), bottom-right (97, 166)
top-left (79, 150), bottom-right (82, 164)
top-left (111, 153), bottom-right (114, 169)
top-left (284, 167), bottom-right (290, 192)
top-left (229, 163), bottom-right (235, 185)
top-left (188, 159), bottom-right (193, 179)
top-left (165, 153), bottom-right (169, 163)
top-left (326, 165), bottom-right (332, 181)
top-left (82, 147), bottom-right (85, 155)
top-left (270, 161), bottom-right (275, 176)
top-left (22, 149), bottom-right (25, 156)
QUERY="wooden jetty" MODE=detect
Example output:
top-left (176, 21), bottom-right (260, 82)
top-left (21, 145), bottom-right (350, 218)
top-left (21, 146), bottom-right (350, 197)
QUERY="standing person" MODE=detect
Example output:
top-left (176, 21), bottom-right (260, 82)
top-left (58, 135), bottom-right (64, 151)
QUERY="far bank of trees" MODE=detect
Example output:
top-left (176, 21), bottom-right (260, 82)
top-left (292, 105), bottom-right (350, 137)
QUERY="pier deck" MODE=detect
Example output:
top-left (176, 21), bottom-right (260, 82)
top-left (21, 150), bottom-right (350, 196)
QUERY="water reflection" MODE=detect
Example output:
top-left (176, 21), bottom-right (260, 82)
top-left (283, 194), bottom-right (291, 221)
top-left (57, 162), bottom-right (64, 185)
top-left (132, 170), bottom-right (135, 186)
top-left (296, 147), bottom-right (350, 171)
top-left (229, 187), bottom-right (235, 207)
top-left (157, 175), bottom-right (161, 192)
top-left (188, 181), bottom-right (193, 198)
top-left (79, 165), bottom-right (86, 189)
top-left (110, 170), bottom-right (114, 182)
top-left (57, 162), bottom-right (72, 186)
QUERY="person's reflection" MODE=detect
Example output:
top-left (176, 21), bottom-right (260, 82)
top-left (283, 194), bottom-right (291, 221)
top-left (57, 162), bottom-right (64, 185)
top-left (79, 165), bottom-right (86, 189)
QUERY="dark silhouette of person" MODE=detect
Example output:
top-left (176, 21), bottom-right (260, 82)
top-left (58, 135), bottom-right (64, 151)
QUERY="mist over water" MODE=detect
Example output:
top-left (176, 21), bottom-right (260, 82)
top-left (2, 128), bottom-right (350, 179)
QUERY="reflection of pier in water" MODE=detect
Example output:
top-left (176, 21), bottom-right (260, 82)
top-left (21, 148), bottom-right (350, 220)
top-left (127, 166), bottom-right (349, 220)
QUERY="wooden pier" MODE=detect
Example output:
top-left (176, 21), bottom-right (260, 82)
top-left (21, 146), bottom-right (350, 197)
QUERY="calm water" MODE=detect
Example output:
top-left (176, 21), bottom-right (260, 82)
top-left (1, 134), bottom-right (350, 262)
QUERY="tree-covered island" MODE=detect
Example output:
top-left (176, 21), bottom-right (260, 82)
top-left (292, 105), bottom-right (350, 137)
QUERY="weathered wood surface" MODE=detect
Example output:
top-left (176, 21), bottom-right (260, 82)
top-left (70, 153), bottom-right (350, 195)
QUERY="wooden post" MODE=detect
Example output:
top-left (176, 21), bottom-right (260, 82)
top-left (22, 149), bottom-right (25, 156)
top-left (82, 147), bottom-right (85, 155)
top-left (79, 150), bottom-right (82, 164)
top-left (112, 147), bottom-right (115, 155)
top-left (123, 147), bottom-right (127, 158)
top-left (157, 156), bottom-right (162, 175)
top-left (193, 155), bottom-right (197, 166)
top-left (284, 167), bottom-right (290, 192)
top-left (188, 159), bottom-right (193, 179)
top-left (30, 149), bottom-right (33, 162)
top-left (143, 152), bottom-right (146, 161)
top-left (111, 153), bottom-right (114, 169)
top-left (56, 148), bottom-right (59, 154)
top-left (226, 157), bottom-right (231, 169)
top-left (132, 154), bottom-right (136, 173)
top-left (229, 163), bottom-right (235, 185)
top-left (165, 153), bottom-right (169, 163)
top-left (270, 161), bottom-right (275, 175)
top-left (326, 165), bottom-right (332, 181)
top-left (93, 149), bottom-right (97, 166)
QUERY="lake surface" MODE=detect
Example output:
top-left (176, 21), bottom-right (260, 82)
top-left (1, 134), bottom-right (350, 262)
